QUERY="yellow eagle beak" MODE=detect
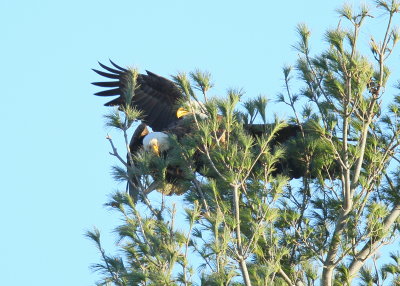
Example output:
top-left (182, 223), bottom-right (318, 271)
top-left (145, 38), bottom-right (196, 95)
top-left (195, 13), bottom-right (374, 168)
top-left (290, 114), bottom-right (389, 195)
top-left (176, 107), bottom-right (191, 118)
top-left (152, 143), bottom-right (160, 156)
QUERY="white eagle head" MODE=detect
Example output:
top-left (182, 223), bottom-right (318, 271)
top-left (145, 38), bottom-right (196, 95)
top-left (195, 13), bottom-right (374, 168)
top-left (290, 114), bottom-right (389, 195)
top-left (143, 132), bottom-right (170, 155)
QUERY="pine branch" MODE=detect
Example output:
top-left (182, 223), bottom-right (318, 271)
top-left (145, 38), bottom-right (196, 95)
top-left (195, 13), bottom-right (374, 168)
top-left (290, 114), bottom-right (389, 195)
top-left (348, 203), bottom-right (400, 276)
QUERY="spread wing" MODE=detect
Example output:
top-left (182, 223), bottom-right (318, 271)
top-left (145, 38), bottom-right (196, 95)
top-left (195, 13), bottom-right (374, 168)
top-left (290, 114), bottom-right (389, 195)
top-left (92, 60), bottom-right (184, 131)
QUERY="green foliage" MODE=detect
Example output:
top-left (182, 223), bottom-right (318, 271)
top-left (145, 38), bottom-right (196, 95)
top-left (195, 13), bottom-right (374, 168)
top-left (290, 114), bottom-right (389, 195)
top-left (190, 69), bottom-right (213, 97)
top-left (104, 106), bottom-right (142, 131)
top-left (172, 72), bottom-right (196, 101)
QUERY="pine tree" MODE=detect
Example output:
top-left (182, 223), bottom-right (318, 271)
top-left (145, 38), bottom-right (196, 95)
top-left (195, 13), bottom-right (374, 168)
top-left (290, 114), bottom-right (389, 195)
top-left (88, 1), bottom-right (400, 285)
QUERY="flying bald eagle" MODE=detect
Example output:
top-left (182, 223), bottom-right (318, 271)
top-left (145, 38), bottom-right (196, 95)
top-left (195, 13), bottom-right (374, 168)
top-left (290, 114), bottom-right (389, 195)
top-left (92, 60), bottom-right (322, 200)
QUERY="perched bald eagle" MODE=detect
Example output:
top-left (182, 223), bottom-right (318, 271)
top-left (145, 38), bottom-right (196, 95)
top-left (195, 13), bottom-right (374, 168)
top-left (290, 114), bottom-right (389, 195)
top-left (93, 60), bottom-right (315, 200)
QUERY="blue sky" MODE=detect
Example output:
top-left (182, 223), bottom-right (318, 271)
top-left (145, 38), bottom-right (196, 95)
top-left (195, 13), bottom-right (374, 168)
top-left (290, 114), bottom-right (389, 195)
top-left (1, 1), bottom-right (399, 285)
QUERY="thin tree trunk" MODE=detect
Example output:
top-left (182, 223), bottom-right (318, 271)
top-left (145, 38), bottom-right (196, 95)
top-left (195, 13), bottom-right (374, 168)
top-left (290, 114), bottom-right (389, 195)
top-left (321, 267), bottom-right (334, 286)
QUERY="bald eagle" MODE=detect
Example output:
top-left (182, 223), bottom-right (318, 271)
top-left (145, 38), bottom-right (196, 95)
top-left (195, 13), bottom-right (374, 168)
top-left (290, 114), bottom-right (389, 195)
top-left (93, 60), bottom-right (311, 200)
